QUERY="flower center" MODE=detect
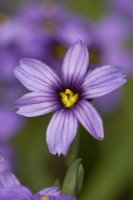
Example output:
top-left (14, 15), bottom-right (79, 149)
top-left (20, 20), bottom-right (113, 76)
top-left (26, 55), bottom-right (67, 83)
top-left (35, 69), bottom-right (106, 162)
top-left (54, 44), bottom-right (67, 59)
top-left (60, 89), bottom-right (79, 108)
top-left (51, 40), bottom-right (67, 59)
top-left (41, 196), bottom-right (49, 200)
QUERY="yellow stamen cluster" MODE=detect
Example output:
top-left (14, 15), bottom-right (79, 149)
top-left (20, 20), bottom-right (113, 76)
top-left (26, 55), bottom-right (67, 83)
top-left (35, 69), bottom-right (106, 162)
top-left (60, 89), bottom-right (79, 108)
top-left (41, 196), bottom-right (49, 200)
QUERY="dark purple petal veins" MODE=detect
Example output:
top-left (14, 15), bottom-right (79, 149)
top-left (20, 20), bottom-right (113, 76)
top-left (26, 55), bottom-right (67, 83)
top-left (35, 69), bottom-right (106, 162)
top-left (15, 92), bottom-right (60, 117)
top-left (46, 109), bottom-right (78, 156)
top-left (72, 100), bottom-right (104, 139)
top-left (62, 40), bottom-right (89, 89)
top-left (81, 65), bottom-right (126, 98)
top-left (14, 58), bottom-right (62, 92)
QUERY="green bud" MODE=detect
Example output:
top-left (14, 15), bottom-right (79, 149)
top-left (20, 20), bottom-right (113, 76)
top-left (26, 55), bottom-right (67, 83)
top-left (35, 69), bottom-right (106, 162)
top-left (62, 159), bottom-right (84, 196)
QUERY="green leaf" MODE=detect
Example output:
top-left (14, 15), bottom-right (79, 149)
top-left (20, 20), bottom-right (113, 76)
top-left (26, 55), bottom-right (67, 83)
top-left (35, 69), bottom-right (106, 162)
top-left (62, 159), bottom-right (84, 196)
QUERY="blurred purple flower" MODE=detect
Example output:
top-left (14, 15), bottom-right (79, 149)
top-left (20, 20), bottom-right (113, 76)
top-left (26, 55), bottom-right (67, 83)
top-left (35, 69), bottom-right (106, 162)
top-left (0, 143), bottom-right (15, 172)
top-left (13, 2), bottom-right (93, 76)
top-left (17, 2), bottom-right (69, 28)
top-left (0, 170), bottom-right (76, 200)
top-left (92, 14), bottom-right (133, 75)
top-left (0, 79), bottom-right (25, 141)
top-left (0, 10), bottom-right (43, 139)
top-left (43, 16), bottom-right (93, 76)
top-left (14, 41), bottom-right (126, 156)
top-left (84, 14), bottom-right (132, 113)
top-left (0, 106), bottom-right (23, 141)
top-left (108, 0), bottom-right (133, 19)
top-left (0, 17), bottom-right (45, 82)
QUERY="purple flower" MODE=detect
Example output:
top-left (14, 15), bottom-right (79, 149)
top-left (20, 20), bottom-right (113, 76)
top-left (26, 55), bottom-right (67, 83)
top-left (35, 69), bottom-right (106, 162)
top-left (89, 14), bottom-right (132, 113)
top-left (42, 16), bottom-right (93, 76)
top-left (0, 169), bottom-right (76, 200)
top-left (108, 0), bottom-right (133, 19)
top-left (0, 8), bottom-right (47, 83)
top-left (0, 80), bottom-right (25, 140)
top-left (17, 2), bottom-right (68, 28)
top-left (13, 2), bottom-right (93, 74)
top-left (0, 143), bottom-right (15, 172)
top-left (0, 106), bottom-right (23, 140)
top-left (14, 40), bottom-right (126, 156)
top-left (0, 170), bottom-right (33, 200)
top-left (92, 14), bottom-right (133, 76)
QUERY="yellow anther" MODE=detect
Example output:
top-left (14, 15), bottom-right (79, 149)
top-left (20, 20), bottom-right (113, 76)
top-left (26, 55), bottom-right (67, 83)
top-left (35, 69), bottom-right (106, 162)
top-left (60, 89), bottom-right (78, 108)
top-left (41, 196), bottom-right (49, 200)
top-left (65, 89), bottom-right (73, 96)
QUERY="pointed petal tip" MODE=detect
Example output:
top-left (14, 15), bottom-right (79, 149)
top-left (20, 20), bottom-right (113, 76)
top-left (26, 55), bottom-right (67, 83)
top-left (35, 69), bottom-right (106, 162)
top-left (16, 109), bottom-right (25, 117)
top-left (74, 39), bottom-right (85, 47)
top-left (16, 110), bottom-right (21, 115)
top-left (98, 135), bottom-right (104, 140)
top-left (46, 110), bottom-right (78, 157)
top-left (95, 128), bottom-right (104, 140)
top-left (16, 58), bottom-right (30, 69)
top-left (76, 39), bottom-right (82, 44)
top-left (82, 64), bottom-right (127, 99)
top-left (57, 152), bottom-right (65, 157)
top-left (13, 99), bottom-right (21, 112)
top-left (73, 101), bottom-right (104, 140)
top-left (19, 58), bottom-right (39, 66)
top-left (0, 154), bottom-right (4, 163)
top-left (13, 65), bottom-right (19, 76)
top-left (123, 78), bottom-right (127, 84)
top-left (115, 66), bottom-right (127, 79)
top-left (62, 39), bottom-right (89, 88)
top-left (19, 57), bottom-right (33, 63)
top-left (73, 39), bottom-right (86, 50)
top-left (49, 148), bottom-right (67, 157)
top-left (118, 78), bottom-right (127, 87)
top-left (12, 105), bottom-right (18, 112)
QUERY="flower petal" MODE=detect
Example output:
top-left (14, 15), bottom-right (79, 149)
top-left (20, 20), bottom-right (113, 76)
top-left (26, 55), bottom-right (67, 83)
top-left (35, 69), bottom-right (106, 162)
top-left (81, 65), bottom-right (126, 98)
top-left (15, 92), bottom-right (60, 117)
top-left (72, 100), bottom-right (104, 139)
top-left (46, 109), bottom-right (78, 156)
top-left (14, 58), bottom-right (62, 92)
top-left (0, 185), bottom-right (32, 200)
top-left (56, 195), bottom-right (77, 200)
top-left (62, 40), bottom-right (89, 89)
top-left (0, 143), bottom-right (14, 173)
top-left (0, 107), bottom-right (23, 140)
top-left (0, 170), bottom-right (20, 192)
top-left (38, 186), bottom-right (60, 196)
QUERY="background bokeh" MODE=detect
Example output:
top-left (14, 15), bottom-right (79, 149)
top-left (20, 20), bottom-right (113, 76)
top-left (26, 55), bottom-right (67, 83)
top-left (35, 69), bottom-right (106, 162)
top-left (0, 0), bottom-right (133, 199)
